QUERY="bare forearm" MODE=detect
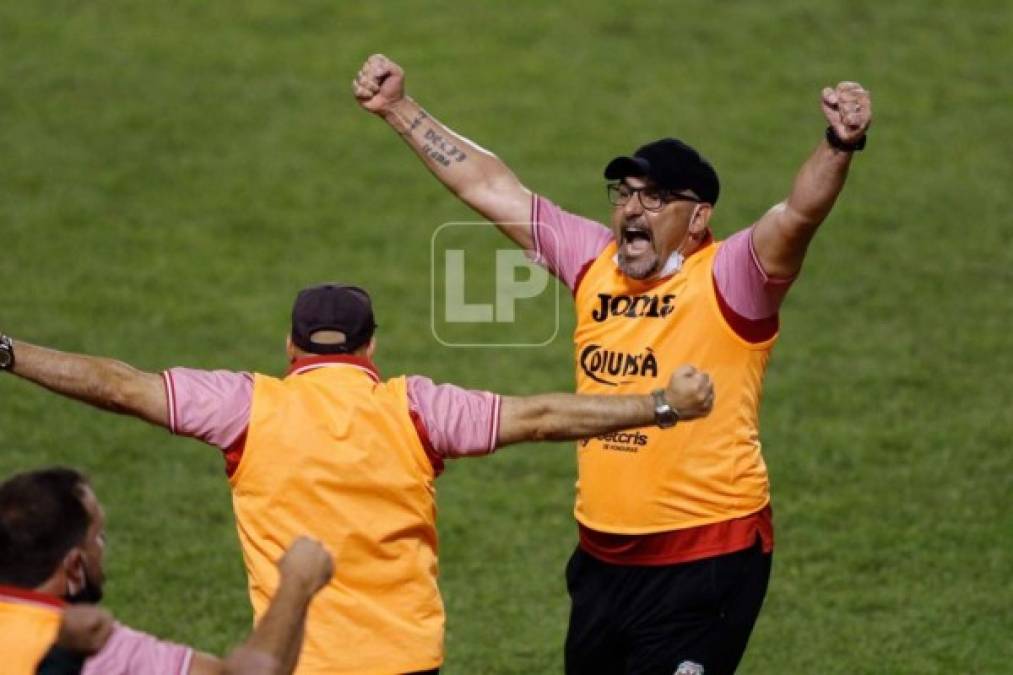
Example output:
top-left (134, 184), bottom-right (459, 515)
top-left (235, 579), bottom-right (313, 675)
top-left (752, 80), bottom-right (871, 279)
top-left (752, 140), bottom-right (855, 277)
top-left (784, 140), bottom-right (853, 229)
top-left (498, 392), bottom-right (654, 446)
top-left (382, 97), bottom-right (531, 227)
top-left (8, 340), bottom-right (167, 426)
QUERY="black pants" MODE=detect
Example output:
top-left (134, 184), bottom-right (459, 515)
top-left (564, 539), bottom-right (771, 675)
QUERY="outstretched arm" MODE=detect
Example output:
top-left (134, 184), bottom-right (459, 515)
top-left (353, 54), bottom-right (534, 249)
top-left (496, 365), bottom-right (714, 446)
top-left (3, 336), bottom-right (168, 427)
top-left (751, 81), bottom-right (873, 278)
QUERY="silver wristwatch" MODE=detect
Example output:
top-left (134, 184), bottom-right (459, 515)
top-left (0, 335), bottom-right (14, 371)
top-left (651, 389), bottom-right (679, 428)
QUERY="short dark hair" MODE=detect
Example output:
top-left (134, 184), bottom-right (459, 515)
top-left (0, 467), bottom-right (91, 588)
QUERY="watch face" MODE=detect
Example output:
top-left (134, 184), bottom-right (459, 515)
top-left (0, 337), bottom-right (12, 369)
top-left (656, 410), bottom-right (678, 428)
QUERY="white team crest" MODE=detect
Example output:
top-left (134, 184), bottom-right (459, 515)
top-left (674, 661), bottom-right (704, 675)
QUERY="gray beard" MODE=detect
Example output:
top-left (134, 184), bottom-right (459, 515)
top-left (617, 253), bottom-right (658, 280)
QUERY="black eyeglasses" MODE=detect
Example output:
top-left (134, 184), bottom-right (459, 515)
top-left (607, 182), bottom-right (701, 212)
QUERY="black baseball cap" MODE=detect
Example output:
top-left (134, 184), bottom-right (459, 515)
top-left (291, 283), bottom-right (377, 355)
top-left (604, 138), bottom-right (720, 205)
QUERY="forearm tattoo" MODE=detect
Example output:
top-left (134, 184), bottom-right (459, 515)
top-left (420, 127), bottom-right (468, 167)
top-left (407, 110), bottom-right (427, 133)
top-left (392, 105), bottom-right (469, 167)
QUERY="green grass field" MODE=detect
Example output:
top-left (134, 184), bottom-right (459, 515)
top-left (2, 1), bottom-right (1011, 672)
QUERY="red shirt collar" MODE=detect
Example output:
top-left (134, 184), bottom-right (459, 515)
top-left (285, 354), bottom-right (381, 382)
top-left (0, 585), bottom-right (66, 609)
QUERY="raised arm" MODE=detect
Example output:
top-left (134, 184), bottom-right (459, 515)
top-left (496, 365), bottom-right (714, 446)
top-left (353, 54), bottom-right (534, 249)
top-left (185, 537), bottom-right (334, 675)
top-left (2, 335), bottom-right (168, 427)
top-left (221, 537), bottom-right (334, 675)
top-left (751, 81), bottom-right (872, 278)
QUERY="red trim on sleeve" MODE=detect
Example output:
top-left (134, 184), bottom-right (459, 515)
top-left (486, 395), bottom-right (503, 453)
top-left (529, 192), bottom-right (544, 265)
top-left (222, 428), bottom-right (249, 478)
top-left (712, 275), bottom-right (779, 343)
top-left (409, 410), bottom-right (445, 477)
top-left (162, 371), bottom-right (178, 434)
top-left (0, 585), bottom-right (66, 609)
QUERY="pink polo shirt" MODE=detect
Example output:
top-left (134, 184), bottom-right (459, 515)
top-left (83, 623), bottom-right (192, 675)
top-left (162, 354), bottom-right (502, 476)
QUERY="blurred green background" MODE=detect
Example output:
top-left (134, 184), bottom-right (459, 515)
top-left (1, 1), bottom-right (1010, 673)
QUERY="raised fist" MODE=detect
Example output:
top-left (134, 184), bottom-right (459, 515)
top-left (278, 536), bottom-right (335, 595)
top-left (821, 81), bottom-right (872, 145)
top-left (352, 53), bottom-right (405, 115)
top-left (664, 365), bottom-right (715, 421)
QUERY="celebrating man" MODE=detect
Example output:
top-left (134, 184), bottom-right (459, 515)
top-left (0, 282), bottom-right (714, 674)
top-left (0, 466), bottom-right (334, 675)
top-left (354, 53), bottom-right (872, 674)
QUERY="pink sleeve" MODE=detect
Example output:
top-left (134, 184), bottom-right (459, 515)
top-left (83, 623), bottom-right (193, 675)
top-left (163, 368), bottom-right (253, 450)
top-left (713, 226), bottom-right (797, 320)
top-left (406, 375), bottom-right (502, 458)
top-left (530, 194), bottom-right (613, 292)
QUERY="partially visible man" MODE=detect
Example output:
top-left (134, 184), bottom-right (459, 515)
top-left (354, 54), bottom-right (872, 674)
top-left (0, 467), bottom-right (334, 675)
top-left (0, 283), bottom-right (714, 674)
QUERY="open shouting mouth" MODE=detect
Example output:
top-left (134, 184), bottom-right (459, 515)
top-left (621, 224), bottom-right (654, 259)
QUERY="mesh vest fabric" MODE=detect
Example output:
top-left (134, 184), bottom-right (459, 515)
top-left (232, 366), bottom-right (444, 674)
top-left (573, 241), bottom-right (774, 533)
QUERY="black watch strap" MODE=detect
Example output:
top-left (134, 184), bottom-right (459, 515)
top-left (0, 335), bottom-right (14, 371)
top-left (825, 126), bottom-right (866, 152)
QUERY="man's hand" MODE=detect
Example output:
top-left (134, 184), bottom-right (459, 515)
top-left (352, 53), bottom-right (405, 116)
top-left (277, 536), bottom-right (335, 596)
top-left (56, 605), bottom-right (115, 656)
top-left (821, 81), bottom-right (872, 144)
top-left (665, 365), bottom-right (714, 421)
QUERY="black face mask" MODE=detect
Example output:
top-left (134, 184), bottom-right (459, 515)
top-left (65, 564), bottom-right (104, 605)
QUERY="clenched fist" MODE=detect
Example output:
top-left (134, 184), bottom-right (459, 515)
top-left (664, 365), bottom-right (715, 421)
top-left (352, 53), bottom-right (405, 115)
top-left (278, 536), bottom-right (335, 596)
top-left (821, 81), bottom-right (872, 145)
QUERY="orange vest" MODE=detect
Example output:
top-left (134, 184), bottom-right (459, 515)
top-left (232, 362), bottom-right (443, 675)
top-left (0, 587), bottom-right (64, 675)
top-left (573, 241), bottom-right (775, 533)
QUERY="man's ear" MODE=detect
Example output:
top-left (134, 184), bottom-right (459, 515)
top-left (689, 203), bottom-right (714, 238)
top-left (285, 335), bottom-right (296, 363)
top-left (365, 337), bottom-right (377, 359)
top-left (62, 548), bottom-right (85, 593)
